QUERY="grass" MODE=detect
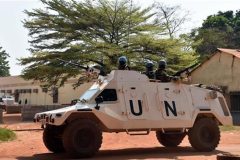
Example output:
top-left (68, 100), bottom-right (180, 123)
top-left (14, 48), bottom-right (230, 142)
top-left (220, 125), bottom-right (240, 132)
top-left (0, 128), bottom-right (16, 142)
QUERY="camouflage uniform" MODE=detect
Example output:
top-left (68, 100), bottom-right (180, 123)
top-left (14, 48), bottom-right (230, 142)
top-left (155, 60), bottom-right (171, 82)
top-left (144, 71), bottom-right (155, 79)
top-left (155, 69), bottom-right (171, 82)
top-left (118, 65), bottom-right (130, 70)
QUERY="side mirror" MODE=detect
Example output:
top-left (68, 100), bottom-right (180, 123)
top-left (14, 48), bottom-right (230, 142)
top-left (95, 96), bottom-right (103, 104)
top-left (95, 96), bottom-right (103, 110)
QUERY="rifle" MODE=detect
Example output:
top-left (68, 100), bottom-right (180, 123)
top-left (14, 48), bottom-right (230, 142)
top-left (56, 58), bottom-right (106, 76)
top-left (173, 62), bottom-right (199, 77)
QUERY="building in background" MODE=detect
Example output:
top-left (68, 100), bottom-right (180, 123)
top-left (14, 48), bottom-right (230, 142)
top-left (190, 48), bottom-right (240, 125)
top-left (0, 76), bottom-right (92, 106)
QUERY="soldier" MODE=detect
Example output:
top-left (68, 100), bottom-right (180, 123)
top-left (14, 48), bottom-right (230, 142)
top-left (155, 60), bottom-right (171, 82)
top-left (144, 61), bottom-right (155, 79)
top-left (118, 56), bottom-right (130, 70)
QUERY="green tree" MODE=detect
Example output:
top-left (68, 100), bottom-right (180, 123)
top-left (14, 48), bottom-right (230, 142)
top-left (0, 46), bottom-right (10, 77)
top-left (21, 0), bottom-right (197, 87)
top-left (193, 10), bottom-right (240, 56)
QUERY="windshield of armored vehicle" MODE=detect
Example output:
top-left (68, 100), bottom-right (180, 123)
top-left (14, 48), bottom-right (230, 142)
top-left (79, 88), bottom-right (99, 102)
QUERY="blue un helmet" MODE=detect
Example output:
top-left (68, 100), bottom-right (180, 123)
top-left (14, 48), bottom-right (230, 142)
top-left (146, 61), bottom-right (154, 68)
top-left (118, 56), bottom-right (127, 66)
top-left (158, 60), bottom-right (167, 69)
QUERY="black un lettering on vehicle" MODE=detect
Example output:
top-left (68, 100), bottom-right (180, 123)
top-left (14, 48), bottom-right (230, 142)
top-left (129, 100), bottom-right (143, 116)
top-left (164, 101), bottom-right (177, 116)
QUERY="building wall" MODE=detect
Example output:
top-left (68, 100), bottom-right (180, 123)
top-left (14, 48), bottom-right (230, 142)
top-left (0, 76), bottom-right (92, 105)
top-left (191, 52), bottom-right (240, 92)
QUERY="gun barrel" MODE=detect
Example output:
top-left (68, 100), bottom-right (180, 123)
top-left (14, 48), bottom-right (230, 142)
top-left (173, 63), bottom-right (199, 76)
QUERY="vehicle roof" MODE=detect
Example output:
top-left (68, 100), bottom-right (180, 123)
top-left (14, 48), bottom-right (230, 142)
top-left (109, 70), bottom-right (149, 82)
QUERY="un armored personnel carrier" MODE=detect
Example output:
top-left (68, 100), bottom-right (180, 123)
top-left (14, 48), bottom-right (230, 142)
top-left (34, 70), bottom-right (232, 158)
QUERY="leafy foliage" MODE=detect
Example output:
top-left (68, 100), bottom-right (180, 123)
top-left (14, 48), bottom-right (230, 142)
top-left (21, 0), bottom-right (197, 87)
top-left (193, 10), bottom-right (240, 56)
top-left (0, 46), bottom-right (10, 77)
top-left (0, 128), bottom-right (16, 142)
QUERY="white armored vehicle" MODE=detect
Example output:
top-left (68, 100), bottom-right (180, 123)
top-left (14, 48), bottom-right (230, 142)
top-left (34, 70), bottom-right (232, 158)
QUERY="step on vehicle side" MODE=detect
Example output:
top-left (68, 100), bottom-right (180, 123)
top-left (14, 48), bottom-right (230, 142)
top-left (34, 70), bottom-right (232, 158)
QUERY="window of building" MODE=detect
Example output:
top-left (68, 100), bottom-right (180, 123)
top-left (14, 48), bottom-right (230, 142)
top-left (33, 89), bottom-right (38, 93)
top-left (97, 89), bottom-right (117, 101)
top-left (42, 88), bottom-right (48, 93)
top-left (7, 90), bottom-right (12, 94)
top-left (26, 89), bottom-right (31, 93)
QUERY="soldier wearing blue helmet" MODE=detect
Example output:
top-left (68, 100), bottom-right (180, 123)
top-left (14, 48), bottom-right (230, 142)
top-left (155, 60), bottom-right (171, 82)
top-left (144, 61), bottom-right (155, 79)
top-left (118, 56), bottom-right (130, 70)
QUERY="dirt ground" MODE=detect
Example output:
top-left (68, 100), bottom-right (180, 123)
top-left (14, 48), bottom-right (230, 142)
top-left (0, 113), bottom-right (240, 160)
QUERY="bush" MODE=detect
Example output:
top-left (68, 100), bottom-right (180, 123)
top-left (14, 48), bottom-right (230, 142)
top-left (0, 128), bottom-right (16, 142)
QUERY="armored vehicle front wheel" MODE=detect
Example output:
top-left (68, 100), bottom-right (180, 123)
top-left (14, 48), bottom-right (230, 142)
top-left (43, 124), bottom-right (65, 153)
top-left (188, 118), bottom-right (220, 152)
top-left (156, 131), bottom-right (186, 147)
top-left (62, 119), bottom-right (102, 158)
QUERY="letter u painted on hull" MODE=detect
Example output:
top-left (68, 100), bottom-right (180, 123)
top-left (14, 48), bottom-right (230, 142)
top-left (129, 100), bottom-right (143, 116)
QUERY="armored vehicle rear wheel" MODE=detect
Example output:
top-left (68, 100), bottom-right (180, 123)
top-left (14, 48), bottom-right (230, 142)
top-left (43, 124), bottom-right (65, 153)
top-left (62, 119), bottom-right (102, 158)
top-left (188, 118), bottom-right (220, 152)
top-left (156, 131), bottom-right (186, 147)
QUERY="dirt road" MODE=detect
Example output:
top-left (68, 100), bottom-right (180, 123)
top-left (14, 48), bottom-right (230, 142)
top-left (0, 114), bottom-right (240, 160)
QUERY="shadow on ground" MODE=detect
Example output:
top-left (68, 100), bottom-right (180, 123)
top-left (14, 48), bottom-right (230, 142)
top-left (16, 146), bottom-right (229, 160)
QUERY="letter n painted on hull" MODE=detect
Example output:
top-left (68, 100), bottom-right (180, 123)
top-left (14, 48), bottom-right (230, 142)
top-left (164, 101), bottom-right (177, 116)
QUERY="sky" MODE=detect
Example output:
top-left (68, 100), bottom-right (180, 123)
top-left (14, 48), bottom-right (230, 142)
top-left (0, 0), bottom-right (240, 76)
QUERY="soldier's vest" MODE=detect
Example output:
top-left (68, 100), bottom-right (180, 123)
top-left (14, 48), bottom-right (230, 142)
top-left (118, 65), bottom-right (130, 70)
top-left (145, 71), bottom-right (155, 79)
top-left (155, 69), bottom-right (170, 82)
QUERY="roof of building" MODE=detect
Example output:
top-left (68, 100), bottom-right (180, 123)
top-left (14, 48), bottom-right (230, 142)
top-left (190, 48), bottom-right (240, 74)
top-left (0, 76), bottom-right (34, 87)
top-left (218, 48), bottom-right (240, 59)
top-left (0, 75), bottom-right (80, 88)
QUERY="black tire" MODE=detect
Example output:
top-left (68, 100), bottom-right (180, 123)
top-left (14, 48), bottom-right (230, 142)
top-left (62, 119), bottom-right (102, 158)
top-left (156, 131), bottom-right (186, 147)
top-left (188, 118), bottom-right (220, 152)
top-left (43, 124), bottom-right (65, 153)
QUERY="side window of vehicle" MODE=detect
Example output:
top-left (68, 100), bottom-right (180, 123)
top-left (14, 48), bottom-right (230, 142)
top-left (98, 89), bottom-right (117, 101)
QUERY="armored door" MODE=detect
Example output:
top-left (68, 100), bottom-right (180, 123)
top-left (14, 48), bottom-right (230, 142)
top-left (157, 83), bottom-right (190, 120)
top-left (123, 82), bottom-right (147, 119)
